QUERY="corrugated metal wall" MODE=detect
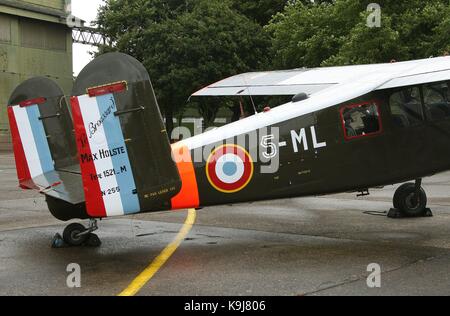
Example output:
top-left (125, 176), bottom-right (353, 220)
top-left (16, 0), bottom-right (65, 11)
top-left (0, 14), bottom-right (11, 42)
top-left (0, 8), bottom-right (73, 150)
top-left (20, 18), bottom-right (67, 51)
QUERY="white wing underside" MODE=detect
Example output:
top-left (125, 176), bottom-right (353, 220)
top-left (192, 57), bottom-right (450, 97)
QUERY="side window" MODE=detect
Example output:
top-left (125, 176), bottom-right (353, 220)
top-left (341, 101), bottom-right (382, 140)
top-left (423, 81), bottom-right (450, 121)
top-left (389, 87), bottom-right (423, 128)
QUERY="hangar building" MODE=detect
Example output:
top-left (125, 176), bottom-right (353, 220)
top-left (0, 0), bottom-right (73, 149)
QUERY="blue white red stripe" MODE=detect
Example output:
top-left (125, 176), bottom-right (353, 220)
top-left (9, 104), bottom-right (54, 179)
top-left (71, 94), bottom-right (140, 218)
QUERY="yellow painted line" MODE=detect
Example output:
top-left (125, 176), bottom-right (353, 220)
top-left (118, 208), bottom-right (197, 296)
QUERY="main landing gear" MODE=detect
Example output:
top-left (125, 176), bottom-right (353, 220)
top-left (52, 219), bottom-right (102, 248)
top-left (388, 179), bottom-right (433, 218)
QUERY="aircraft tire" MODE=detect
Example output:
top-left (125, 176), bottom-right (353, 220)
top-left (393, 183), bottom-right (414, 209)
top-left (63, 223), bottom-right (88, 246)
top-left (395, 183), bottom-right (427, 217)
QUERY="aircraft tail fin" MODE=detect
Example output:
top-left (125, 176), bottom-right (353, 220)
top-left (70, 53), bottom-right (182, 218)
top-left (7, 77), bottom-right (80, 192)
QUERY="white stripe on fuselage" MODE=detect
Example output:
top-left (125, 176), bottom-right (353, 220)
top-left (77, 95), bottom-right (124, 217)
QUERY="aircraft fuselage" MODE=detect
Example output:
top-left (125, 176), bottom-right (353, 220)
top-left (171, 80), bottom-right (450, 211)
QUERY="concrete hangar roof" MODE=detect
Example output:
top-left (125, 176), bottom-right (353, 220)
top-left (0, 0), bottom-right (84, 26)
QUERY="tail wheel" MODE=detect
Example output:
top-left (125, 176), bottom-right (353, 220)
top-left (394, 183), bottom-right (427, 217)
top-left (63, 223), bottom-right (88, 246)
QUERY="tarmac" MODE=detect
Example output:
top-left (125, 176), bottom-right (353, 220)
top-left (1, 151), bottom-right (450, 296)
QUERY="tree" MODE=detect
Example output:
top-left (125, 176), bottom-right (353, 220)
top-left (323, 14), bottom-right (406, 66)
top-left (391, 0), bottom-right (450, 59)
top-left (266, 0), bottom-right (450, 68)
top-left (96, 0), bottom-right (270, 136)
top-left (265, 0), bottom-right (369, 68)
top-left (96, 0), bottom-right (184, 59)
top-left (229, 0), bottom-right (290, 26)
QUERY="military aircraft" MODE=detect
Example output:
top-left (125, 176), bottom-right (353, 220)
top-left (7, 53), bottom-right (450, 246)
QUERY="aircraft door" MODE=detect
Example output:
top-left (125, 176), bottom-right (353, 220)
top-left (386, 86), bottom-right (428, 178)
top-left (338, 100), bottom-right (389, 188)
top-left (422, 81), bottom-right (450, 169)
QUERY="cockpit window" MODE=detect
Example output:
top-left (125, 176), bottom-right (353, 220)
top-left (423, 81), bottom-right (450, 121)
top-left (389, 87), bottom-right (424, 127)
top-left (340, 101), bottom-right (382, 140)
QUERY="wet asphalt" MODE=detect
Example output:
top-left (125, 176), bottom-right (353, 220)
top-left (0, 151), bottom-right (450, 296)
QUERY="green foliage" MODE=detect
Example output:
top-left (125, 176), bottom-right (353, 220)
top-left (141, 0), bottom-right (269, 105)
top-left (97, 0), bottom-right (270, 132)
top-left (96, 0), bottom-right (450, 131)
top-left (324, 15), bottom-right (406, 66)
top-left (267, 0), bottom-right (450, 68)
top-left (229, 0), bottom-right (290, 25)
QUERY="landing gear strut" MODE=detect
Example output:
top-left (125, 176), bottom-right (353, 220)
top-left (389, 179), bottom-right (433, 218)
top-left (52, 219), bottom-right (101, 248)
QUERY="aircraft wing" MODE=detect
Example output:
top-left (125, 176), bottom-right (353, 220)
top-left (192, 57), bottom-right (450, 97)
top-left (376, 57), bottom-right (450, 90)
top-left (191, 69), bottom-right (336, 96)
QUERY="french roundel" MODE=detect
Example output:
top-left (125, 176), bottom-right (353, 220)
top-left (206, 144), bottom-right (254, 194)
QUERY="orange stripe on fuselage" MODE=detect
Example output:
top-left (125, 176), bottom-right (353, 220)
top-left (171, 144), bottom-right (200, 210)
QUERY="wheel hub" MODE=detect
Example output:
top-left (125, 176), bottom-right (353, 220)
top-left (406, 193), bottom-right (420, 210)
top-left (71, 230), bottom-right (83, 241)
